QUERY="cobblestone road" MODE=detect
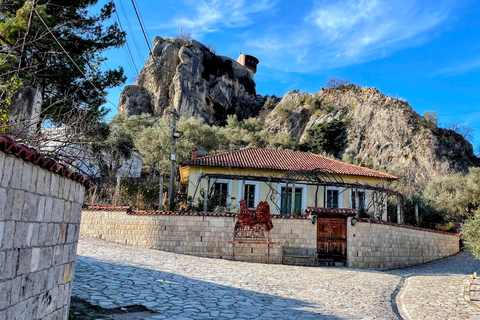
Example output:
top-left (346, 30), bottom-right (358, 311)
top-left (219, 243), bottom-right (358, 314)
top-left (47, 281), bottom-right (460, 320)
top-left (389, 250), bottom-right (480, 320)
top-left (72, 237), bottom-right (480, 319)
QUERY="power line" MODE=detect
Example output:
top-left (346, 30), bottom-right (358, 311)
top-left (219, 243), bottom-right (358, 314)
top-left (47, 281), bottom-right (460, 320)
top-left (34, 7), bottom-right (119, 110)
top-left (129, 0), bottom-right (162, 74)
top-left (117, 0), bottom-right (144, 64)
top-left (112, 1), bottom-right (139, 77)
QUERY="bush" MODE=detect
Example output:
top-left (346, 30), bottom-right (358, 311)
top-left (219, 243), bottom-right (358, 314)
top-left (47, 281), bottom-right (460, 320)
top-left (276, 100), bottom-right (296, 119)
top-left (263, 95), bottom-right (280, 109)
top-left (120, 176), bottom-right (161, 210)
top-left (299, 120), bottom-right (348, 157)
top-left (462, 209), bottom-right (480, 258)
top-left (325, 77), bottom-right (351, 89)
top-left (402, 194), bottom-right (446, 228)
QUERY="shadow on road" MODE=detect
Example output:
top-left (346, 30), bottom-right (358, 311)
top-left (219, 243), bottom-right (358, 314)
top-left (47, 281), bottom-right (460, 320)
top-left (73, 256), bottom-right (344, 320)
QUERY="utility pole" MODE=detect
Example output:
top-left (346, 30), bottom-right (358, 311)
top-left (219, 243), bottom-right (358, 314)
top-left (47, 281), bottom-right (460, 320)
top-left (168, 110), bottom-right (183, 210)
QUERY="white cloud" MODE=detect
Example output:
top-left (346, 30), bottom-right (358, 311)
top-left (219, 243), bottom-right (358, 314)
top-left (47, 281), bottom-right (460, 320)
top-left (433, 58), bottom-right (480, 77)
top-left (245, 0), bottom-right (452, 72)
top-left (158, 0), bottom-right (277, 35)
top-left (308, 0), bottom-right (383, 40)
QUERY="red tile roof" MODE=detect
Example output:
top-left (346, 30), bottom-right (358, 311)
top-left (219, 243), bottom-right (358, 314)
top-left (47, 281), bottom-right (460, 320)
top-left (181, 148), bottom-right (397, 180)
top-left (0, 135), bottom-right (91, 189)
top-left (306, 207), bottom-right (358, 216)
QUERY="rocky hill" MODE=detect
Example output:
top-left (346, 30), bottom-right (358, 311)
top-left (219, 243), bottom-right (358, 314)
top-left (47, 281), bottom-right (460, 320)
top-left (118, 37), bottom-right (262, 125)
top-left (265, 85), bottom-right (479, 189)
top-left (117, 37), bottom-right (479, 190)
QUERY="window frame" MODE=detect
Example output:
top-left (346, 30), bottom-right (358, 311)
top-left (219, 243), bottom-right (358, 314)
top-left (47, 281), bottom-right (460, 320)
top-left (350, 189), bottom-right (368, 210)
top-left (210, 179), bottom-right (232, 209)
top-left (238, 180), bottom-right (260, 210)
top-left (325, 186), bottom-right (343, 209)
top-left (276, 183), bottom-right (307, 215)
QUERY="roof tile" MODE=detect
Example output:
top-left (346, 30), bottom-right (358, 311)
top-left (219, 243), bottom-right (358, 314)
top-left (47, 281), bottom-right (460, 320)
top-left (0, 135), bottom-right (92, 189)
top-left (181, 148), bottom-right (397, 180)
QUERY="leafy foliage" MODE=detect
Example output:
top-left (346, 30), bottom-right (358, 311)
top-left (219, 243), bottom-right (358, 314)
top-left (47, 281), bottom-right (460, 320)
top-left (462, 208), bottom-right (480, 258)
top-left (263, 95), bottom-right (280, 110)
top-left (0, 0), bottom-right (126, 123)
top-left (402, 194), bottom-right (446, 228)
top-left (423, 167), bottom-right (480, 220)
top-left (424, 111), bottom-right (438, 126)
top-left (0, 76), bottom-right (22, 132)
top-left (299, 120), bottom-right (348, 157)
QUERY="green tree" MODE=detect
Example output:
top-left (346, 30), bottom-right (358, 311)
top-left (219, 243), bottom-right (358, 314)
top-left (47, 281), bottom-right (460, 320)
top-left (462, 208), bottom-right (480, 258)
top-left (0, 0), bottom-right (125, 123)
top-left (423, 168), bottom-right (480, 220)
top-left (299, 120), bottom-right (348, 157)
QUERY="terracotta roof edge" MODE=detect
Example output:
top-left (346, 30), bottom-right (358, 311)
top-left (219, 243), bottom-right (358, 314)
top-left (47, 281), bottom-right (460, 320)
top-left (0, 135), bottom-right (92, 189)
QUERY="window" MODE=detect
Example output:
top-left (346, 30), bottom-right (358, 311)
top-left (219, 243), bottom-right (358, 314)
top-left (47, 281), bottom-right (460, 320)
top-left (244, 184), bottom-right (256, 208)
top-left (213, 182), bottom-right (228, 207)
top-left (280, 187), bottom-right (303, 215)
top-left (351, 190), bottom-right (366, 210)
top-left (326, 189), bottom-right (339, 208)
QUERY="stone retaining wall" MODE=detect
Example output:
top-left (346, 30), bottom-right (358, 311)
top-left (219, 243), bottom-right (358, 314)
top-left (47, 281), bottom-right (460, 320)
top-left (80, 209), bottom-right (317, 264)
top-left (0, 140), bottom-right (87, 320)
top-left (346, 218), bottom-right (459, 270)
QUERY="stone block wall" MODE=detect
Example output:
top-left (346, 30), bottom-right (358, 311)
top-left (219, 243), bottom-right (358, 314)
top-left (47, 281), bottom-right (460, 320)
top-left (0, 148), bottom-right (86, 319)
top-left (80, 209), bottom-right (317, 264)
top-left (347, 218), bottom-right (459, 270)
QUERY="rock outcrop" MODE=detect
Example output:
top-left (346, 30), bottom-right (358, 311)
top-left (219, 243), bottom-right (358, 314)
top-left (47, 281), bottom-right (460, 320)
top-left (118, 37), bottom-right (261, 125)
top-left (264, 85), bottom-right (479, 189)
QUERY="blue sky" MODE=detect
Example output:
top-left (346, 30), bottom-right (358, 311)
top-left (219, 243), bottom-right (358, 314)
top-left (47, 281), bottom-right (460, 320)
top-left (99, 0), bottom-right (480, 150)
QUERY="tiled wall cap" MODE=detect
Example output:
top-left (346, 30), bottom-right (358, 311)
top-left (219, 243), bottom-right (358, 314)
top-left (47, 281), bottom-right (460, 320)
top-left (0, 135), bottom-right (92, 189)
top-left (82, 205), bottom-right (132, 212)
top-left (357, 218), bottom-right (458, 236)
top-left (83, 206), bottom-right (311, 219)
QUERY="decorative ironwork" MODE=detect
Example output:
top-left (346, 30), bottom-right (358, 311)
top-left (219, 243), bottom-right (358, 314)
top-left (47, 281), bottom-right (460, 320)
top-left (234, 201), bottom-right (273, 240)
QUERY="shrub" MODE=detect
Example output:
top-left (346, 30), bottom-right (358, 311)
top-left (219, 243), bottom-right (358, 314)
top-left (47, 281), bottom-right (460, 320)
top-left (276, 100), bottom-right (296, 119)
top-left (263, 95), bottom-right (280, 110)
top-left (462, 209), bottom-right (480, 258)
top-left (299, 120), bottom-right (348, 157)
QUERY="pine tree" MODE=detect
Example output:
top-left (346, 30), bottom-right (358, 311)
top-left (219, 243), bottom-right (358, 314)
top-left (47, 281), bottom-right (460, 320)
top-left (0, 0), bottom-right (126, 123)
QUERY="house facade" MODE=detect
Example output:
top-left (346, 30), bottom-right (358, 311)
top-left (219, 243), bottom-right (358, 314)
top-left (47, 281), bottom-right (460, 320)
top-left (179, 148), bottom-right (397, 219)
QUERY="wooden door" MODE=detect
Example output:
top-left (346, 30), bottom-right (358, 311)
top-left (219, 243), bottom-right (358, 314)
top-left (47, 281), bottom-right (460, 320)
top-left (317, 217), bottom-right (347, 261)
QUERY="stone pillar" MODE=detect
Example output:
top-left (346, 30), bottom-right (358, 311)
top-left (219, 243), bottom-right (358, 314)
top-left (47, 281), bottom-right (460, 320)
top-left (373, 192), bottom-right (378, 219)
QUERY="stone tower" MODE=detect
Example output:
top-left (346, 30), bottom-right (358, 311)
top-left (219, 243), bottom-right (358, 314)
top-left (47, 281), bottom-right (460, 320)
top-left (237, 53), bottom-right (259, 76)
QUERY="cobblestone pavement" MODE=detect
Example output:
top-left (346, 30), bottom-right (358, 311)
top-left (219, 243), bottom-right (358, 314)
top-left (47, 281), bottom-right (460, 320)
top-left (72, 237), bottom-right (480, 320)
top-left (388, 250), bottom-right (480, 320)
top-left (73, 237), bottom-right (400, 319)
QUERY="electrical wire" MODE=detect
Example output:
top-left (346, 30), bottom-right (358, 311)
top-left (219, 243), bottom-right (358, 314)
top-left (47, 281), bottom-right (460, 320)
top-left (33, 7), bottom-right (119, 110)
top-left (117, 0), bottom-right (144, 64)
top-left (112, 1), bottom-right (139, 77)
